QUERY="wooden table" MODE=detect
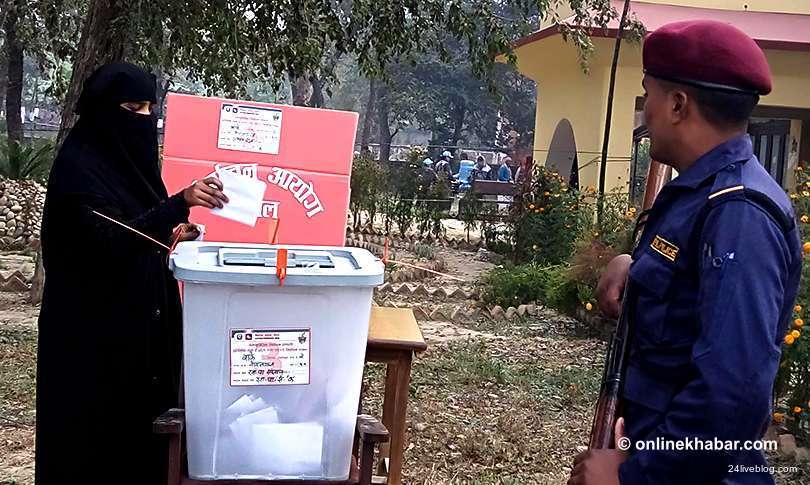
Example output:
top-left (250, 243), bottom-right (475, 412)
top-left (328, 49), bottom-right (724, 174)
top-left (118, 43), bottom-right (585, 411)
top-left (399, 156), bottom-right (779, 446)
top-left (365, 307), bottom-right (427, 485)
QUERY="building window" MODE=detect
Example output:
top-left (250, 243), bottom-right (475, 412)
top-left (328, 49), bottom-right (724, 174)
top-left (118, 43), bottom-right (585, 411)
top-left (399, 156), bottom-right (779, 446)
top-left (749, 119), bottom-right (791, 187)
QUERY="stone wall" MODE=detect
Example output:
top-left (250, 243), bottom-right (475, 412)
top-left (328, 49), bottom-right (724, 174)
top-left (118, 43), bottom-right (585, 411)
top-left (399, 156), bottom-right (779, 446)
top-left (0, 178), bottom-right (45, 249)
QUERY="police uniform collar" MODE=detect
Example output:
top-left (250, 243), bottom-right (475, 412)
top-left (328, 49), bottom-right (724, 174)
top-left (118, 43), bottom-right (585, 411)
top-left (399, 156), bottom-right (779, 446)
top-left (667, 135), bottom-right (753, 189)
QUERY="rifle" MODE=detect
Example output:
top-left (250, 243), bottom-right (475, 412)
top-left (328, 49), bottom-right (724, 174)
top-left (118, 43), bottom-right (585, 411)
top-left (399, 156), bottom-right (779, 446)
top-left (588, 160), bottom-right (670, 449)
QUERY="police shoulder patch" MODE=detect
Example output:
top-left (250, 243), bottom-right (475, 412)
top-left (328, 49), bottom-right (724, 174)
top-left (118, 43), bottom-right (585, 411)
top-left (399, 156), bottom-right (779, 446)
top-left (650, 235), bottom-right (679, 262)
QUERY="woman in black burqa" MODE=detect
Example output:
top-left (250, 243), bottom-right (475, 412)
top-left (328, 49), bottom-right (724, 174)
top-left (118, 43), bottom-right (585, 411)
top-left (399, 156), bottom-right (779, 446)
top-left (36, 63), bottom-right (227, 485)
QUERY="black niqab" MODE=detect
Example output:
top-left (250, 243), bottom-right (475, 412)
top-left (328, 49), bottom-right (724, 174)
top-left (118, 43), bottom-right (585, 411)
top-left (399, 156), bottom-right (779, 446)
top-left (36, 63), bottom-right (190, 485)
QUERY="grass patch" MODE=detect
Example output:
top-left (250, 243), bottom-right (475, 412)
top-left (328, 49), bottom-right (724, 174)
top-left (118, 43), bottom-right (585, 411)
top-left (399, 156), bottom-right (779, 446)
top-left (0, 326), bottom-right (37, 425)
top-left (413, 340), bottom-right (508, 393)
top-left (512, 363), bottom-right (600, 409)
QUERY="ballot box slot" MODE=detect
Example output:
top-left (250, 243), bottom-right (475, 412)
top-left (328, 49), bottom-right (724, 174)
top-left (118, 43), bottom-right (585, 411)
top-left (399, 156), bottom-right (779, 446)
top-left (218, 249), bottom-right (336, 269)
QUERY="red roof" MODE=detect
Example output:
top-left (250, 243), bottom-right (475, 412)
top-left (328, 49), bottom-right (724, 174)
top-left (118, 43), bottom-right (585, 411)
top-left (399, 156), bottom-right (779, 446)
top-left (515, 1), bottom-right (810, 52)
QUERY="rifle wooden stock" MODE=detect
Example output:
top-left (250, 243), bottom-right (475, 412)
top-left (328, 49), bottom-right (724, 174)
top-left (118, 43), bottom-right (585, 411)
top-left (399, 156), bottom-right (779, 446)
top-left (588, 160), bottom-right (668, 449)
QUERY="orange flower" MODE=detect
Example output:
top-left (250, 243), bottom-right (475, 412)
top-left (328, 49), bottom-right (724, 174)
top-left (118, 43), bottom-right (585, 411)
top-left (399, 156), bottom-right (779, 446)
top-left (585, 302), bottom-right (593, 311)
top-left (803, 242), bottom-right (810, 254)
top-left (802, 215), bottom-right (809, 224)
top-left (792, 194), bottom-right (799, 200)
top-left (785, 334), bottom-right (796, 345)
top-left (796, 305), bottom-right (803, 313)
top-left (543, 191), bottom-right (550, 196)
top-left (792, 330), bottom-right (801, 339)
top-left (773, 412), bottom-right (785, 423)
top-left (795, 318), bottom-right (804, 328)
top-left (528, 204), bottom-right (535, 210)
top-left (539, 207), bottom-right (545, 212)
top-left (794, 406), bottom-right (803, 414)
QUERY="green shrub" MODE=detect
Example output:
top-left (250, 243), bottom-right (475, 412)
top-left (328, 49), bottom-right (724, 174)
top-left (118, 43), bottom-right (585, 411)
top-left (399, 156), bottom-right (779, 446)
top-left (479, 263), bottom-right (581, 310)
top-left (511, 167), bottom-right (589, 265)
top-left (0, 138), bottom-right (55, 183)
top-left (349, 155), bottom-right (385, 230)
top-left (775, 166), bottom-right (810, 436)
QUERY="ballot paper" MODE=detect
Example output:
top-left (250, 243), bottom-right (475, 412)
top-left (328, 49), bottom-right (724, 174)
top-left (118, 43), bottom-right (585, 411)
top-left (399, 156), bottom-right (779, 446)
top-left (228, 405), bottom-right (280, 448)
top-left (225, 394), bottom-right (267, 418)
top-left (211, 169), bottom-right (266, 226)
top-left (250, 422), bottom-right (323, 476)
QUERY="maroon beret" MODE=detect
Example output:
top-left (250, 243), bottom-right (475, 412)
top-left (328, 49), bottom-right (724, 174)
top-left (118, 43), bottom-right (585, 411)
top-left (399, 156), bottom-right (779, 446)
top-left (643, 20), bottom-right (772, 95)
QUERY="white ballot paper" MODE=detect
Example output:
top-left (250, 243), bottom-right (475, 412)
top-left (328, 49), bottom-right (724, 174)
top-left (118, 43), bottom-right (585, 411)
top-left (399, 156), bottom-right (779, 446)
top-left (211, 169), bottom-right (266, 226)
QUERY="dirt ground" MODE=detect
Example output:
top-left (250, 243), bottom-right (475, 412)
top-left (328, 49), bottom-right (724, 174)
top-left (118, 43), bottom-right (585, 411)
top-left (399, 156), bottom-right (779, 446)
top-left (1, 249), bottom-right (807, 484)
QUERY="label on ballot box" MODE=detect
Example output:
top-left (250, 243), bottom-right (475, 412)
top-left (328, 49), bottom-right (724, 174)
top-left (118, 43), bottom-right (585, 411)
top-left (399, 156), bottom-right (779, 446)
top-left (217, 103), bottom-right (283, 155)
top-left (229, 328), bottom-right (311, 386)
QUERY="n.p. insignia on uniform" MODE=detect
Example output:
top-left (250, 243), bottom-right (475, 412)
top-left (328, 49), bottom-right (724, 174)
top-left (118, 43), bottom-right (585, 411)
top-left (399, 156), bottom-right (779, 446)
top-left (651, 235), bottom-right (679, 262)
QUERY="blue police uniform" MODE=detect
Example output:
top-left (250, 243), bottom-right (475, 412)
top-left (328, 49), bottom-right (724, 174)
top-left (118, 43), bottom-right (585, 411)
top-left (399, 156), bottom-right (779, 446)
top-left (618, 135), bottom-right (802, 484)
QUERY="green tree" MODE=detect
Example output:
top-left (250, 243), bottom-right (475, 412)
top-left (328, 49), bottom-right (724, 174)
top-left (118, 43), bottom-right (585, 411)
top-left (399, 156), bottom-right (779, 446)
top-left (56, 0), bottom-right (622, 141)
top-left (1, 0), bottom-right (85, 142)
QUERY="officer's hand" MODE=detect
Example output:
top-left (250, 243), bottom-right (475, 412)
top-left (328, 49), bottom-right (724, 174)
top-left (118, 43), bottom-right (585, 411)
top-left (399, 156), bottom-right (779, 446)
top-left (568, 448), bottom-right (627, 485)
top-left (597, 254), bottom-right (632, 319)
top-left (183, 176), bottom-right (229, 209)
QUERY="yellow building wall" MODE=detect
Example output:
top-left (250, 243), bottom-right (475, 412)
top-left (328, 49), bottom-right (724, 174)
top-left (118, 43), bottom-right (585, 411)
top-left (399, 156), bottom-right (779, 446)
top-left (635, 0), bottom-right (810, 15)
top-left (517, 31), bottom-right (810, 193)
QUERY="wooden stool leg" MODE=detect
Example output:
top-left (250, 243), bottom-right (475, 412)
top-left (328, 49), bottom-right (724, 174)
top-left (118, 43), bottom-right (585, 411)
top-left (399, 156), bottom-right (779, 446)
top-left (378, 352), bottom-right (413, 485)
top-left (167, 433), bottom-right (182, 485)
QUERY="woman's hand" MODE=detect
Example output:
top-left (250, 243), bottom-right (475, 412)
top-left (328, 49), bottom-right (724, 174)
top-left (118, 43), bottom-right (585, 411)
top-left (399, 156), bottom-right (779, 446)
top-left (172, 223), bottom-right (201, 243)
top-left (182, 177), bottom-right (228, 209)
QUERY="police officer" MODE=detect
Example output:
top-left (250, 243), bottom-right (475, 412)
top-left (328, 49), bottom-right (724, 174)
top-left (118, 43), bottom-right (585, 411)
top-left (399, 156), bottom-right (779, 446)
top-left (569, 20), bottom-right (802, 485)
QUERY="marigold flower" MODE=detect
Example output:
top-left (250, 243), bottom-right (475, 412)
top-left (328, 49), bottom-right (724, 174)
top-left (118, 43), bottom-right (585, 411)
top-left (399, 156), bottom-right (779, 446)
top-left (803, 242), bottom-right (810, 254)
top-left (802, 215), bottom-right (809, 223)
top-left (795, 318), bottom-right (804, 328)
top-left (796, 305), bottom-right (803, 312)
top-left (791, 194), bottom-right (799, 200)
top-left (585, 302), bottom-right (593, 311)
top-left (773, 412), bottom-right (785, 423)
top-left (794, 406), bottom-right (803, 414)
top-left (528, 204), bottom-right (535, 209)
top-left (785, 334), bottom-right (796, 345)
top-left (792, 330), bottom-right (801, 339)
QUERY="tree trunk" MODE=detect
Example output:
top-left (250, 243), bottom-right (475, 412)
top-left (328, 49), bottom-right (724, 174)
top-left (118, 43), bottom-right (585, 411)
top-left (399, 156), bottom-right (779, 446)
top-left (291, 74), bottom-right (313, 106)
top-left (450, 100), bottom-right (466, 148)
top-left (376, 83), bottom-right (392, 163)
top-left (597, 0), bottom-right (631, 208)
top-left (359, 78), bottom-right (376, 151)
top-left (4, 0), bottom-right (24, 144)
top-left (309, 73), bottom-right (324, 108)
top-left (29, 244), bottom-right (45, 304)
top-left (36, 0), bottom-right (132, 304)
top-left (0, 45), bottom-right (7, 120)
top-left (154, 69), bottom-right (171, 120)
top-left (57, 0), bottom-right (132, 145)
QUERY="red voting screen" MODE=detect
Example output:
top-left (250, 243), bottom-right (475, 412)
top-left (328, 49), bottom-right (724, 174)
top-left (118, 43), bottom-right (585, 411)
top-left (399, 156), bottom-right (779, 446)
top-left (162, 93), bottom-right (357, 246)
